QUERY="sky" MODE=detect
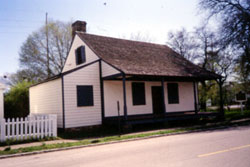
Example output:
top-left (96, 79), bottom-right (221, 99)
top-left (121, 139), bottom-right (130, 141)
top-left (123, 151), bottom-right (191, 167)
top-left (0, 0), bottom-right (204, 78)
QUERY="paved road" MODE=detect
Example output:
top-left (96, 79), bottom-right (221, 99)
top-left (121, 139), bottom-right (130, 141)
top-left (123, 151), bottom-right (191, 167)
top-left (1, 126), bottom-right (250, 167)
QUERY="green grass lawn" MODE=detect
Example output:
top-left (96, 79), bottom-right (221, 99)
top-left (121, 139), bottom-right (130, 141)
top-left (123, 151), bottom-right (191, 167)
top-left (0, 128), bottom-right (187, 155)
top-left (225, 109), bottom-right (250, 121)
top-left (201, 108), bottom-right (250, 121)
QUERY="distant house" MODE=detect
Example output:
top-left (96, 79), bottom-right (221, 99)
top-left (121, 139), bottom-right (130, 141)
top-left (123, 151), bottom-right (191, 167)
top-left (0, 83), bottom-right (5, 118)
top-left (29, 21), bottom-right (222, 129)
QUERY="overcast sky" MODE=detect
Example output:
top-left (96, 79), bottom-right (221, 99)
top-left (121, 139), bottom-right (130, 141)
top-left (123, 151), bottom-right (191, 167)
top-left (0, 0), bottom-right (204, 77)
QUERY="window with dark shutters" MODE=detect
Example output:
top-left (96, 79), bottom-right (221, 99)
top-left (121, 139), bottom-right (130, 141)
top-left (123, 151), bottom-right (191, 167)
top-left (132, 82), bottom-right (146, 105)
top-left (167, 83), bottom-right (179, 104)
top-left (77, 85), bottom-right (94, 106)
top-left (75, 46), bottom-right (86, 65)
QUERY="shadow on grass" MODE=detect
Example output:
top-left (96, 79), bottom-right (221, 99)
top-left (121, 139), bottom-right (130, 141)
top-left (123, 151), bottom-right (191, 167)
top-left (0, 137), bottom-right (56, 147)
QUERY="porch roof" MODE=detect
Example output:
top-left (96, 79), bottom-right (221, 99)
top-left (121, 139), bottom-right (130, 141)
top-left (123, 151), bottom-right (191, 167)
top-left (103, 73), bottom-right (217, 81)
top-left (78, 32), bottom-right (221, 80)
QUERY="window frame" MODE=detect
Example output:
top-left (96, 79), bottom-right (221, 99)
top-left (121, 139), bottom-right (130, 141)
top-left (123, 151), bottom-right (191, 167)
top-left (167, 83), bottom-right (179, 104)
top-left (132, 82), bottom-right (146, 106)
top-left (76, 85), bottom-right (94, 107)
top-left (75, 46), bottom-right (86, 65)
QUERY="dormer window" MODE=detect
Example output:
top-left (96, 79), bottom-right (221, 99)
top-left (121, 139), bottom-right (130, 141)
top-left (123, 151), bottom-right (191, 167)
top-left (75, 46), bottom-right (86, 65)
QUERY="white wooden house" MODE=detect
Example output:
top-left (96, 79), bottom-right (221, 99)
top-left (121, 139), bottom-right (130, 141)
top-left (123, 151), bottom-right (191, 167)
top-left (29, 21), bottom-right (223, 129)
top-left (0, 83), bottom-right (5, 119)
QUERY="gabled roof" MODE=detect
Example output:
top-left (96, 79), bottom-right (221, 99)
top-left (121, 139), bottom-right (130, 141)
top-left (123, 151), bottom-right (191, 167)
top-left (77, 32), bottom-right (220, 79)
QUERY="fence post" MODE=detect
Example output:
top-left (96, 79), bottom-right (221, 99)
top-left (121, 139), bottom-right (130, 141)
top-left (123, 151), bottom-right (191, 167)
top-left (32, 116), bottom-right (36, 139)
top-left (24, 117), bottom-right (28, 140)
top-left (44, 115), bottom-right (48, 136)
top-left (7, 118), bottom-right (10, 140)
top-left (48, 115), bottom-right (52, 136)
top-left (51, 115), bottom-right (57, 137)
top-left (12, 118), bottom-right (15, 139)
top-left (28, 116), bottom-right (32, 139)
top-left (20, 117), bottom-right (23, 140)
top-left (0, 119), bottom-right (6, 142)
top-left (16, 117), bottom-right (19, 140)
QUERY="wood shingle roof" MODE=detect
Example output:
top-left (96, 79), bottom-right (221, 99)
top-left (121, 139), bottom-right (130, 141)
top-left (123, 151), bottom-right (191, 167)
top-left (78, 32), bottom-right (220, 80)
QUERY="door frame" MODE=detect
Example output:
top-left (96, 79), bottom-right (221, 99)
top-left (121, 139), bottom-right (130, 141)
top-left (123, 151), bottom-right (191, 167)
top-left (151, 86), bottom-right (164, 116)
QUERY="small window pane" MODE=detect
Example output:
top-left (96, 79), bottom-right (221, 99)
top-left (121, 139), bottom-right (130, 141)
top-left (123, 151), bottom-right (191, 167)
top-left (75, 46), bottom-right (86, 65)
top-left (77, 85), bottom-right (94, 106)
top-left (167, 83), bottom-right (179, 104)
top-left (132, 82), bottom-right (146, 105)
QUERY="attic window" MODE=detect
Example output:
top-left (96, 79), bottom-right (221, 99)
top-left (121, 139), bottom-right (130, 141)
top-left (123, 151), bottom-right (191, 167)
top-left (167, 83), bottom-right (179, 104)
top-left (75, 46), bottom-right (86, 65)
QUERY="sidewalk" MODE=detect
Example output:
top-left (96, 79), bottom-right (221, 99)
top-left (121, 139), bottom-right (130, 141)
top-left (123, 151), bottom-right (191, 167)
top-left (0, 127), bottom-right (179, 151)
top-left (1, 117), bottom-right (250, 152)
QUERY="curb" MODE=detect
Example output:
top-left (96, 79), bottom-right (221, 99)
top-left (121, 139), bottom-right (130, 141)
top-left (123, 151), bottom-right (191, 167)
top-left (0, 121), bottom-right (249, 159)
top-left (0, 131), bottom-right (188, 159)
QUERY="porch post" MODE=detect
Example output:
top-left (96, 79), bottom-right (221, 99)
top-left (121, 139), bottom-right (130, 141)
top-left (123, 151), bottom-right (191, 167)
top-left (219, 78), bottom-right (224, 118)
top-left (61, 75), bottom-right (66, 130)
top-left (99, 60), bottom-right (105, 122)
top-left (193, 81), bottom-right (198, 114)
top-left (161, 78), bottom-right (166, 113)
top-left (122, 73), bottom-right (128, 120)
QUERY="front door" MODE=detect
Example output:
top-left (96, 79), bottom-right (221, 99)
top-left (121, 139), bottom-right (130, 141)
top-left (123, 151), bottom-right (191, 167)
top-left (151, 86), bottom-right (164, 115)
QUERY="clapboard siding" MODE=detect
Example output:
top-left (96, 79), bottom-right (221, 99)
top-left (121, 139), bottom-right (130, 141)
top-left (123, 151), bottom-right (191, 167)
top-left (0, 86), bottom-right (4, 118)
top-left (63, 62), bottom-right (101, 128)
top-left (165, 82), bottom-right (195, 112)
top-left (127, 82), bottom-right (160, 115)
top-left (62, 34), bottom-right (99, 73)
top-left (104, 81), bottom-right (161, 117)
top-left (104, 81), bottom-right (124, 117)
top-left (104, 81), bottom-right (196, 117)
top-left (102, 61), bottom-right (121, 77)
top-left (29, 78), bottom-right (63, 128)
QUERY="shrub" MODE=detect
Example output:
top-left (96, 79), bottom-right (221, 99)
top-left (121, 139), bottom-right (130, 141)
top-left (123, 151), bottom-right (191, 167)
top-left (4, 81), bottom-right (33, 118)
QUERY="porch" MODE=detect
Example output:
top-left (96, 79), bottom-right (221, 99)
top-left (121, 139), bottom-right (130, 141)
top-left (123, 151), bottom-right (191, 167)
top-left (103, 111), bottom-right (219, 125)
top-left (100, 73), bottom-right (224, 126)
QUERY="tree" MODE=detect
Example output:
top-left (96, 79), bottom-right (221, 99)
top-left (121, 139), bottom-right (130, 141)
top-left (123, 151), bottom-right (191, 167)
top-left (167, 28), bottom-right (198, 61)
top-left (7, 69), bottom-right (45, 86)
top-left (167, 25), bottom-right (234, 109)
top-left (194, 26), bottom-right (219, 69)
top-left (4, 81), bottom-right (33, 118)
top-left (235, 47), bottom-right (250, 85)
top-left (194, 26), bottom-right (235, 110)
top-left (120, 32), bottom-right (154, 43)
top-left (129, 32), bottom-right (154, 43)
top-left (18, 20), bottom-right (72, 82)
top-left (199, 0), bottom-right (250, 87)
top-left (199, 0), bottom-right (250, 48)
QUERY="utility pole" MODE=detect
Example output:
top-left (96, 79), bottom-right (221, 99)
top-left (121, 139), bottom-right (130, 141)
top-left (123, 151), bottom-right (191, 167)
top-left (45, 12), bottom-right (50, 78)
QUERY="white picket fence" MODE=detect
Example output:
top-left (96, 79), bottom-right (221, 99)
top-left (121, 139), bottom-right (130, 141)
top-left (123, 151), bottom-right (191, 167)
top-left (0, 114), bottom-right (57, 142)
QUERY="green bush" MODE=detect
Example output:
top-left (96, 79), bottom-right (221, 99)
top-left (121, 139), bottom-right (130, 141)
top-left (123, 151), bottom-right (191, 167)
top-left (4, 81), bottom-right (33, 118)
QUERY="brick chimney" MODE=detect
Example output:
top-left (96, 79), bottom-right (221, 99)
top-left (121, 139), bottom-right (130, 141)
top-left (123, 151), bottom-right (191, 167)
top-left (72, 20), bottom-right (87, 37)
